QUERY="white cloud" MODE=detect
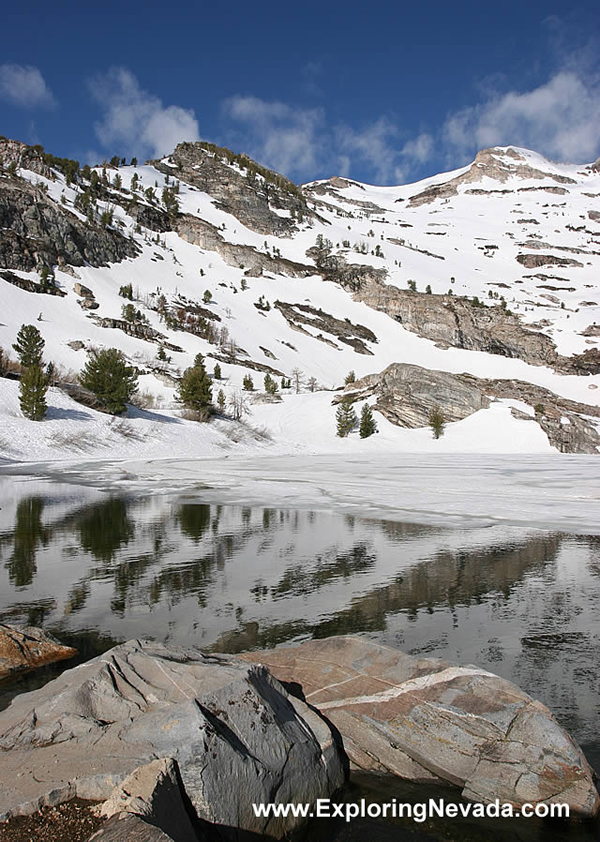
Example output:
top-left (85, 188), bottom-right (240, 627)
top-left (221, 95), bottom-right (325, 179)
top-left (89, 67), bottom-right (200, 160)
top-left (221, 96), bottom-right (435, 185)
top-left (443, 71), bottom-right (600, 163)
top-left (401, 133), bottom-right (434, 164)
top-left (0, 64), bottom-right (55, 109)
top-left (336, 117), bottom-right (400, 183)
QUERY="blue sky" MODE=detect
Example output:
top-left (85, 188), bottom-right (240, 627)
top-left (1, 0), bottom-right (599, 184)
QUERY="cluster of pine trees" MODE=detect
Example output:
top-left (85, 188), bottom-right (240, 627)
top-left (336, 398), bottom-right (377, 439)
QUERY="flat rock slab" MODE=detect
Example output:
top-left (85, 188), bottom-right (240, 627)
top-left (0, 624), bottom-right (77, 678)
top-left (239, 635), bottom-right (600, 817)
top-left (0, 639), bottom-right (345, 838)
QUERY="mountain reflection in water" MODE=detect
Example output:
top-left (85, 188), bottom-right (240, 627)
top-left (0, 477), bottom-right (599, 776)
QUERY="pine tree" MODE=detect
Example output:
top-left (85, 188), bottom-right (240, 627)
top-left (344, 370), bottom-right (356, 385)
top-left (39, 265), bottom-right (54, 289)
top-left (13, 324), bottom-right (44, 368)
top-left (19, 364), bottom-right (49, 421)
top-left (243, 374), bottom-right (254, 391)
top-left (213, 363), bottom-right (222, 380)
top-left (177, 356), bottom-right (212, 416)
top-left (79, 348), bottom-right (138, 415)
top-left (264, 373), bottom-right (278, 394)
top-left (336, 398), bottom-right (357, 437)
top-left (359, 403), bottom-right (377, 438)
top-left (429, 405), bottom-right (446, 439)
top-left (217, 389), bottom-right (226, 413)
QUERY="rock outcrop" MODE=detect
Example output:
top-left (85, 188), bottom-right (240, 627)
top-left (0, 639), bottom-right (345, 838)
top-left (336, 362), bottom-right (600, 453)
top-left (407, 147), bottom-right (576, 208)
top-left (176, 213), bottom-right (313, 278)
top-left (351, 277), bottom-right (559, 366)
top-left (153, 142), bottom-right (311, 238)
top-left (0, 624), bottom-right (76, 678)
top-left (0, 178), bottom-right (139, 271)
top-left (240, 636), bottom-right (600, 818)
top-left (0, 138), bottom-right (53, 179)
top-left (346, 275), bottom-right (600, 374)
top-left (274, 301), bottom-right (377, 354)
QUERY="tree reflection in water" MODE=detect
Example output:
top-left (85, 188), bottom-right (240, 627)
top-left (6, 498), bottom-right (48, 588)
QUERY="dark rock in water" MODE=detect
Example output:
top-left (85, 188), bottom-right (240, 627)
top-left (0, 623), bottom-right (76, 679)
top-left (0, 639), bottom-right (345, 838)
top-left (240, 636), bottom-right (600, 818)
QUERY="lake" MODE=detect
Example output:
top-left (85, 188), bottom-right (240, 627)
top-left (1, 466), bottom-right (599, 840)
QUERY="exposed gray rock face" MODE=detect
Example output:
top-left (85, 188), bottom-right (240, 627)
top-left (0, 139), bottom-right (53, 178)
top-left (0, 624), bottom-right (76, 678)
top-left (0, 269), bottom-right (67, 297)
top-left (89, 316), bottom-right (183, 353)
top-left (274, 301), bottom-right (377, 355)
top-left (177, 213), bottom-right (313, 278)
top-left (346, 275), bottom-right (600, 374)
top-left (516, 253), bottom-right (583, 269)
top-left (127, 202), bottom-right (172, 233)
top-left (240, 636), bottom-right (600, 818)
top-left (334, 363), bottom-right (489, 427)
top-left (153, 142), bottom-right (311, 237)
top-left (98, 758), bottom-right (197, 842)
top-left (336, 362), bottom-right (600, 453)
top-left (352, 277), bottom-right (559, 366)
top-left (0, 639), bottom-right (345, 838)
top-left (0, 179), bottom-right (139, 271)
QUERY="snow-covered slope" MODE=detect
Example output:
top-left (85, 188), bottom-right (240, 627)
top-left (1, 140), bottom-right (599, 460)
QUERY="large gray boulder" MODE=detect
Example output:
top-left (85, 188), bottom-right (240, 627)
top-left (240, 636), bottom-right (600, 818)
top-left (0, 639), bottom-right (345, 838)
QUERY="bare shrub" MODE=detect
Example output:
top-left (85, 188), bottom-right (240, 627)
top-left (250, 424), bottom-right (273, 441)
top-left (228, 392), bottom-right (250, 422)
top-left (110, 418), bottom-right (143, 440)
top-left (48, 430), bottom-right (95, 452)
top-left (131, 389), bottom-right (162, 410)
top-left (181, 407), bottom-right (211, 423)
top-left (0, 349), bottom-right (22, 378)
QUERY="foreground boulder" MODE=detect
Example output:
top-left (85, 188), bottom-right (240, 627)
top-left (0, 639), bottom-right (345, 837)
top-left (97, 758), bottom-right (196, 842)
top-left (89, 813), bottom-right (178, 842)
top-left (0, 623), bottom-right (76, 678)
top-left (240, 636), bottom-right (600, 818)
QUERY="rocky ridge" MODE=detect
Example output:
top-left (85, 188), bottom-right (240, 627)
top-left (152, 141), bottom-right (312, 237)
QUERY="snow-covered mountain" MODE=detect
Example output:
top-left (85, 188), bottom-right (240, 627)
top-left (1, 138), bottom-right (599, 460)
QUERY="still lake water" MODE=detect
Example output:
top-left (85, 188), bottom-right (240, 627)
top-left (1, 471), bottom-right (599, 840)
